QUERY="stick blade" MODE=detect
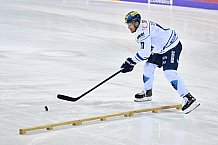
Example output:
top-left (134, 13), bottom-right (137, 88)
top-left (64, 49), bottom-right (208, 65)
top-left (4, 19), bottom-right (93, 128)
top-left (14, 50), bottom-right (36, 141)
top-left (57, 94), bottom-right (80, 102)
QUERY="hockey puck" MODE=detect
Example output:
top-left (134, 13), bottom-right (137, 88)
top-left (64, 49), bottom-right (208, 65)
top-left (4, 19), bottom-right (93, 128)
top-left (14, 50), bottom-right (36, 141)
top-left (45, 106), bottom-right (48, 111)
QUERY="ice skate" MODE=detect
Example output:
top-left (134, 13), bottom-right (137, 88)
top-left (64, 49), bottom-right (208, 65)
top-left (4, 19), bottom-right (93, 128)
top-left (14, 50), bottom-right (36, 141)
top-left (182, 93), bottom-right (200, 114)
top-left (134, 89), bottom-right (152, 102)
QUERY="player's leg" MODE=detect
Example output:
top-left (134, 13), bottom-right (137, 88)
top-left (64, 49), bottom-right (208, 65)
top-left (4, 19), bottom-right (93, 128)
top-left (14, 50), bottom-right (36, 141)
top-left (135, 53), bottom-right (162, 102)
top-left (163, 42), bottom-right (200, 113)
top-left (164, 70), bottom-right (189, 97)
top-left (135, 62), bottom-right (157, 102)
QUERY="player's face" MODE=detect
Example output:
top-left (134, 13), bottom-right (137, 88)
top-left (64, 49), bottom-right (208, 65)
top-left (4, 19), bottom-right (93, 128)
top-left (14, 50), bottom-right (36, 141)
top-left (127, 23), bottom-right (136, 33)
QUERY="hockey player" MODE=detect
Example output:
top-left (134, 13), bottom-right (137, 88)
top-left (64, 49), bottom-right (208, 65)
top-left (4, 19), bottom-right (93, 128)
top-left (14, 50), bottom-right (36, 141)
top-left (120, 11), bottom-right (200, 113)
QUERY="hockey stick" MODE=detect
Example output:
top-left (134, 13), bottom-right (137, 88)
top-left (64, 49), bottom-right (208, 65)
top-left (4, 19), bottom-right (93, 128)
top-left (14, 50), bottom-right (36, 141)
top-left (57, 69), bottom-right (123, 102)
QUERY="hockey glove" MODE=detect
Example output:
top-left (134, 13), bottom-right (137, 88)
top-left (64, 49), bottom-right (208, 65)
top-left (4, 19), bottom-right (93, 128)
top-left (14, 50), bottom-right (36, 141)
top-left (121, 57), bottom-right (136, 73)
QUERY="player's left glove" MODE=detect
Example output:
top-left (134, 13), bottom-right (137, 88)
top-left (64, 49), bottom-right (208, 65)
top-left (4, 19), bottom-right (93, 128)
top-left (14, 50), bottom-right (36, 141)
top-left (120, 57), bottom-right (136, 73)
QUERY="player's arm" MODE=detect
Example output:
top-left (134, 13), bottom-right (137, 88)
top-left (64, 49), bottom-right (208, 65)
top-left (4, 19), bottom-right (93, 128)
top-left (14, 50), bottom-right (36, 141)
top-left (132, 34), bottom-right (152, 63)
top-left (120, 34), bottom-right (152, 73)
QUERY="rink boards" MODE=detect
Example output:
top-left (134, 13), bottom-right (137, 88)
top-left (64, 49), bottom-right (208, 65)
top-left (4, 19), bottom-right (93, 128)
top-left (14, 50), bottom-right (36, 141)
top-left (19, 104), bottom-right (182, 135)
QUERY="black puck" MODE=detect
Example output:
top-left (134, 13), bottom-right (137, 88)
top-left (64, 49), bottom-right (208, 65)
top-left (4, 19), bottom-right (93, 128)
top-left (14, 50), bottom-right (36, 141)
top-left (45, 106), bottom-right (48, 111)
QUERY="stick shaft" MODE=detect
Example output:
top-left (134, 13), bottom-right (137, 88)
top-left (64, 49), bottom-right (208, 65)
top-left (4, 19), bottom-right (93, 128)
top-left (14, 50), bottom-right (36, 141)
top-left (78, 70), bottom-right (122, 98)
top-left (57, 69), bottom-right (123, 102)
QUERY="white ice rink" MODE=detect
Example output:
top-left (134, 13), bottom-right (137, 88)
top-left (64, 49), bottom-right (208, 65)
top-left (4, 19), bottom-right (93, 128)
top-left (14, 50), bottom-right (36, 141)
top-left (0, 0), bottom-right (218, 144)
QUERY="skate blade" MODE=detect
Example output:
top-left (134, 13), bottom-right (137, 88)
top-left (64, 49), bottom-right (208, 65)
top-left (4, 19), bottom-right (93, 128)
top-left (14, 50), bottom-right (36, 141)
top-left (134, 98), bottom-right (152, 102)
top-left (184, 101), bottom-right (200, 114)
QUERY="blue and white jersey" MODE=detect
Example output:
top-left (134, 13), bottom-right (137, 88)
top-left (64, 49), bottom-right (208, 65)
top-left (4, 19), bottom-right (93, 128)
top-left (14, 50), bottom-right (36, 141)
top-left (132, 20), bottom-right (180, 63)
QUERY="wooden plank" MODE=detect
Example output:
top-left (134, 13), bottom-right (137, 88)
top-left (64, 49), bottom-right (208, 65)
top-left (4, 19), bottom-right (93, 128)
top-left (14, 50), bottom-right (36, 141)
top-left (19, 104), bottom-right (182, 135)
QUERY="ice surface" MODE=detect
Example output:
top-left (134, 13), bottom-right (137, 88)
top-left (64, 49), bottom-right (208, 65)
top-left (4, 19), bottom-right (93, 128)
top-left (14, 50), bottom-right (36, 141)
top-left (0, 0), bottom-right (218, 145)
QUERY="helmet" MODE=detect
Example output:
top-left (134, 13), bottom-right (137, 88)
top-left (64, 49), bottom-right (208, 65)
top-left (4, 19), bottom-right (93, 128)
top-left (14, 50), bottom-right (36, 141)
top-left (125, 11), bottom-right (141, 24)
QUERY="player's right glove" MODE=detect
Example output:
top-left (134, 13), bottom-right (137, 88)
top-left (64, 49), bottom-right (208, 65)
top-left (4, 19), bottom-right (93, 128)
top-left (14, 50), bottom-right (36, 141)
top-left (120, 57), bottom-right (136, 73)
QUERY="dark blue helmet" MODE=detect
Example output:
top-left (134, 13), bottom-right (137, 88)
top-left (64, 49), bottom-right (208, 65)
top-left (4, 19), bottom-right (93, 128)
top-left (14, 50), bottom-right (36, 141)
top-left (125, 11), bottom-right (141, 24)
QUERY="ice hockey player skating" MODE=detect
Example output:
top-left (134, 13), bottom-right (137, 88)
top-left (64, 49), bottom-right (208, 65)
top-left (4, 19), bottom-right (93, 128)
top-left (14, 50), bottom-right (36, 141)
top-left (120, 11), bottom-right (200, 114)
